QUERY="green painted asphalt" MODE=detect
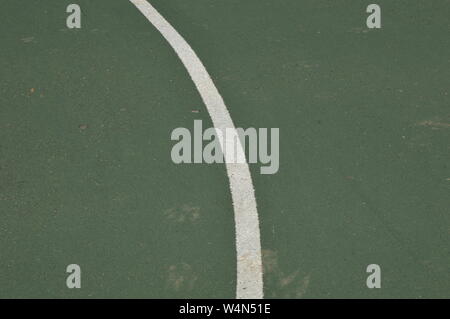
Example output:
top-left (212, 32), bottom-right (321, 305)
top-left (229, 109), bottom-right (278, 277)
top-left (0, 0), bottom-right (449, 298)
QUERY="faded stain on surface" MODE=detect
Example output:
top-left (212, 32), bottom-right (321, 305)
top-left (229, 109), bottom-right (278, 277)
top-left (417, 120), bottom-right (450, 129)
top-left (164, 204), bottom-right (201, 223)
top-left (262, 249), bottom-right (311, 298)
top-left (166, 263), bottom-right (198, 293)
top-left (21, 36), bottom-right (35, 43)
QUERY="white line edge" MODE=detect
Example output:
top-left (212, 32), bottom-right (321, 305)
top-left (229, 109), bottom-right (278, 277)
top-left (129, 0), bottom-right (263, 299)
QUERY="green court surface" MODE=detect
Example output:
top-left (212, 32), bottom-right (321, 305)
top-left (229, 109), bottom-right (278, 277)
top-left (0, 0), bottom-right (449, 298)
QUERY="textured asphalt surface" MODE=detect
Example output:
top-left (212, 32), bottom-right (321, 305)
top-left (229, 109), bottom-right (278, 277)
top-left (0, 0), bottom-right (448, 298)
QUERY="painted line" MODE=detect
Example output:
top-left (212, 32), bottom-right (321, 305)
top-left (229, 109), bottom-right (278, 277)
top-left (129, 0), bottom-right (263, 299)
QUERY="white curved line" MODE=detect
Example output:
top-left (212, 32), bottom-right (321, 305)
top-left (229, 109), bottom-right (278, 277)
top-left (129, 0), bottom-right (263, 299)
